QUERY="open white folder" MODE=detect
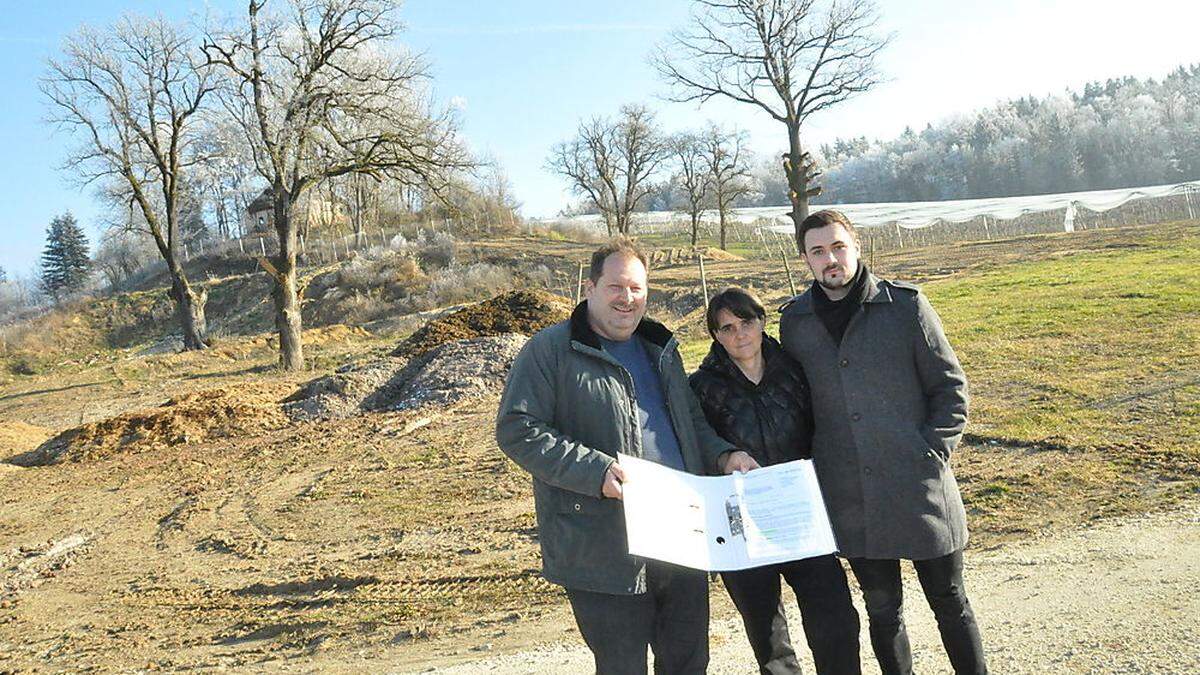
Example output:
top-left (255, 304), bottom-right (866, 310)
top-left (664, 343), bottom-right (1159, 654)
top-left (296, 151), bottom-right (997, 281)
top-left (619, 455), bottom-right (838, 571)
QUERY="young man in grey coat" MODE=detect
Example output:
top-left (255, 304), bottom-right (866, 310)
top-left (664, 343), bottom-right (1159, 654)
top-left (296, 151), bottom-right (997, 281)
top-left (779, 210), bottom-right (987, 675)
top-left (496, 238), bottom-right (758, 674)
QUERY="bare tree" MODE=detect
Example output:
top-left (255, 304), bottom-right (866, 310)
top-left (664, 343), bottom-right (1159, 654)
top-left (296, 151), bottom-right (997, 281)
top-left (204, 0), bottom-right (469, 370)
top-left (666, 132), bottom-right (711, 246)
top-left (193, 116), bottom-right (262, 240)
top-left (95, 222), bottom-right (160, 289)
top-left (655, 0), bottom-right (889, 251)
top-left (548, 104), bottom-right (665, 235)
top-left (43, 16), bottom-right (215, 348)
top-left (702, 125), bottom-right (756, 250)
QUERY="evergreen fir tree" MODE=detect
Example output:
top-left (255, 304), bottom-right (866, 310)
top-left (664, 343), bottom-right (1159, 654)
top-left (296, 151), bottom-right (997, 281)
top-left (40, 212), bottom-right (90, 299)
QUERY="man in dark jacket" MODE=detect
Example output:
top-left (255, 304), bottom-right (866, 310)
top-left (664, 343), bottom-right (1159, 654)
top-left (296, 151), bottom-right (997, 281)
top-left (779, 210), bottom-right (987, 675)
top-left (496, 238), bottom-right (757, 674)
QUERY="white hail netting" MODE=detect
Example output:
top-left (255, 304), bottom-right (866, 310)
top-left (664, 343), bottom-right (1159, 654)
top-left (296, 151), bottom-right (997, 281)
top-left (546, 181), bottom-right (1200, 232)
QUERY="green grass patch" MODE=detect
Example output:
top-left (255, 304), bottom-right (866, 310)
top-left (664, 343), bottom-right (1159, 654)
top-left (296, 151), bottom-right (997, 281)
top-left (926, 228), bottom-right (1200, 454)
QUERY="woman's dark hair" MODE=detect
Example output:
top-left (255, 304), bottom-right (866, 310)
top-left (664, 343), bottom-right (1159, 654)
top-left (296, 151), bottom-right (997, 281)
top-left (705, 286), bottom-right (766, 339)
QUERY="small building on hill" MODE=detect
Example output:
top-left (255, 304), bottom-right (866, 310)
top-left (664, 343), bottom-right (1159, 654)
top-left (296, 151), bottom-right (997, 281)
top-left (242, 189), bottom-right (349, 235)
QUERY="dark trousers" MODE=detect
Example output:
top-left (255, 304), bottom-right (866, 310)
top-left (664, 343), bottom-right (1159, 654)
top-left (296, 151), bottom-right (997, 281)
top-left (847, 550), bottom-right (986, 675)
top-left (565, 562), bottom-right (709, 675)
top-left (722, 554), bottom-right (861, 675)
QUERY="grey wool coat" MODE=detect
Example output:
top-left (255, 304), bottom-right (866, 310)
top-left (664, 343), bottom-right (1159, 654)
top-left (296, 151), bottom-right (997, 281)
top-left (779, 274), bottom-right (969, 560)
top-left (495, 301), bottom-right (735, 594)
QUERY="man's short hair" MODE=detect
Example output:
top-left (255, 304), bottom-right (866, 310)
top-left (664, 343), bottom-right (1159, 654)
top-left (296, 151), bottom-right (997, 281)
top-left (798, 210), bottom-right (859, 250)
top-left (705, 286), bottom-right (766, 339)
top-left (589, 237), bottom-right (649, 283)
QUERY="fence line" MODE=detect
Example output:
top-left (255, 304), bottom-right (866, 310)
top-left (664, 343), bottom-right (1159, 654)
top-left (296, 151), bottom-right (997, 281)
top-left (97, 189), bottom-right (1199, 298)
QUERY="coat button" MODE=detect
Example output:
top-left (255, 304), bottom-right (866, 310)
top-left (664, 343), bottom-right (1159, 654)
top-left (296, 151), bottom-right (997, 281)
top-left (851, 412), bottom-right (862, 421)
top-left (840, 358), bottom-right (849, 368)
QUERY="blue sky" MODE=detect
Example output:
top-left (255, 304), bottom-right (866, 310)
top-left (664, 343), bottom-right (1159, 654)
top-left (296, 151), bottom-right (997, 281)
top-left (2, 0), bottom-right (1198, 279)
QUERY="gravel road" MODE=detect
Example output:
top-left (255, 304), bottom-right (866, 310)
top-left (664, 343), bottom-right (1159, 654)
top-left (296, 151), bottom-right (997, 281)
top-left (423, 499), bottom-right (1200, 674)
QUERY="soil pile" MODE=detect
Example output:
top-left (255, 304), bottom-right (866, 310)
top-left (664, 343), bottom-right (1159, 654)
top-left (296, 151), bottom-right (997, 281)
top-left (0, 421), bottom-right (53, 457)
top-left (285, 334), bottom-right (528, 421)
top-left (372, 333), bottom-right (528, 412)
top-left (648, 246), bottom-right (745, 266)
top-left (392, 290), bottom-right (571, 359)
top-left (10, 390), bottom-right (288, 466)
top-left (701, 247), bottom-right (745, 262)
top-left (283, 356), bottom-right (410, 421)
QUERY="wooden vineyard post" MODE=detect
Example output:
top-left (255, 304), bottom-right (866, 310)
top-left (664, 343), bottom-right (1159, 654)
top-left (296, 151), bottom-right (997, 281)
top-left (780, 247), bottom-right (796, 297)
top-left (698, 255), bottom-right (709, 307)
top-left (575, 262), bottom-right (584, 305)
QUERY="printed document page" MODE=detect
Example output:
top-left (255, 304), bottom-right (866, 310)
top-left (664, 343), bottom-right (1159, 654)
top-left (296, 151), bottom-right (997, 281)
top-left (619, 455), bottom-right (837, 571)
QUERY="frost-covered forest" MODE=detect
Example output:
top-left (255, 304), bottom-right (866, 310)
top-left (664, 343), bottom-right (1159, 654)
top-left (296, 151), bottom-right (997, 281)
top-left (628, 65), bottom-right (1200, 214)
top-left (814, 65), bottom-right (1200, 204)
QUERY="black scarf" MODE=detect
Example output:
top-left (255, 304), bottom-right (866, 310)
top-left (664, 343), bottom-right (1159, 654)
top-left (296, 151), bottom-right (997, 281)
top-left (811, 263), bottom-right (869, 345)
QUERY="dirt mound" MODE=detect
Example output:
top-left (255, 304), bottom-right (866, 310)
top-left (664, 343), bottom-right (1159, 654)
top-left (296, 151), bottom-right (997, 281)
top-left (647, 246), bottom-right (745, 266)
top-left (10, 390), bottom-right (289, 467)
top-left (0, 421), bottom-right (53, 457)
top-left (376, 334), bottom-right (528, 412)
top-left (283, 356), bottom-right (410, 421)
top-left (700, 246), bottom-right (744, 262)
top-left (285, 334), bottom-right (528, 421)
top-left (392, 290), bottom-right (571, 359)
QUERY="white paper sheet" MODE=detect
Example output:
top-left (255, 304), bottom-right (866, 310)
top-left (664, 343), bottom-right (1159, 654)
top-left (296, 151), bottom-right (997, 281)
top-left (619, 455), bottom-right (838, 571)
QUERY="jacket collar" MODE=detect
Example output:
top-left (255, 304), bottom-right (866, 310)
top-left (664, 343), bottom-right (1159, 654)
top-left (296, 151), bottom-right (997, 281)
top-left (781, 271), bottom-right (892, 315)
top-left (569, 300), bottom-right (674, 351)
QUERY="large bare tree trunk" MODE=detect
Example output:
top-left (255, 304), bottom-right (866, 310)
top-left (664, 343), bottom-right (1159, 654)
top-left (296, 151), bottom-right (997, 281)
top-left (169, 272), bottom-right (209, 350)
top-left (690, 213), bottom-right (700, 247)
top-left (273, 194), bottom-right (304, 371)
top-left (719, 210), bottom-right (728, 251)
top-left (786, 125), bottom-right (811, 255)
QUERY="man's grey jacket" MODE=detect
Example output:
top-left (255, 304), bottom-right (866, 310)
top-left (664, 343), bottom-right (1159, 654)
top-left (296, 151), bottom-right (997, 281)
top-left (496, 301), bottom-right (734, 594)
top-left (780, 273), bottom-right (969, 561)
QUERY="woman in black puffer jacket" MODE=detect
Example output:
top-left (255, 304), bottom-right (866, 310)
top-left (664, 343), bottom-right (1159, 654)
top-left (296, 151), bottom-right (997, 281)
top-left (690, 287), bottom-right (861, 675)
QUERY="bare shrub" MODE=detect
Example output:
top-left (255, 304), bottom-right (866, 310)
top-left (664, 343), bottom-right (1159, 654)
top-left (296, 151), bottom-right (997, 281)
top-left (528, 219), bottom-right (607, 243)
top-left (388, 230), bottom-right (456, 269)
top-left (335, 251), bottom-right (426, 296)
top-left (526, 265), bottom-right (555, 290)
top-left (401, 263), bottom-right (514, 312)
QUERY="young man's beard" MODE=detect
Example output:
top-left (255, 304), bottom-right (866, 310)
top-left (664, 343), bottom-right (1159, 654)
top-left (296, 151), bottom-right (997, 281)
top-left (818, 265), bottom-right (854, 290)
